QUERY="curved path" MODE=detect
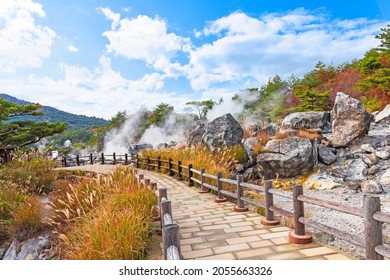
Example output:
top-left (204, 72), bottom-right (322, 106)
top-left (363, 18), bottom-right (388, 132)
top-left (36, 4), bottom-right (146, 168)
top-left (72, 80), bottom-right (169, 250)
top-left (58, 164), bottom-right (354, 260)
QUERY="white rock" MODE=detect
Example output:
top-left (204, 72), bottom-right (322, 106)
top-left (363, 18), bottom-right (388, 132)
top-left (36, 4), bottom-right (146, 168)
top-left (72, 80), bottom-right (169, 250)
top-left (375, 150), bottom-right (390, 160)
top-left (361, 180), bottom-right (383, 194)
top-left (361, 144), bottom-right (376, 153)
top-left (379, 170), bottom-right (390, 188)
top-left (374, 104), bottom-right (390, 123)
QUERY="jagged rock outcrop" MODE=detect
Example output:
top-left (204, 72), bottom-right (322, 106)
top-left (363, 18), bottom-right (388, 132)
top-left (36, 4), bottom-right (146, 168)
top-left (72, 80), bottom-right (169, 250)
top-left (331, 92), bottom-right (373, 147)
top-left (256, 137), bottom-right (317, 178)
top-left (202, 114), bottom-right (243, 149)
top-left (374, 104), bottom-right (390, 123)
top-left (282, 111), bottom-right (331, 131)
top-left (186, 123), bottom-right (206, 147)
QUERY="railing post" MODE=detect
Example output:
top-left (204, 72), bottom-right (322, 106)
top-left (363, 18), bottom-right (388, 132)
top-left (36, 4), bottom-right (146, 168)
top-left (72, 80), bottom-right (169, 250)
top-left (158, 187), bottom-right (168, 204)
top-left (135, 154), bottom-right (139, 168)
top-left (177, 160), bottom-right (182, 181)
top-left (76, 155), bottom-right (80, 166)
top-left (168, 158), bottom-right (173, 176)
top-left (199, 168), bottom-right (208, 193)
top-left (125, 153), bottom-right (128, 165)
top-left (161, 200), bottom-right (172, 227)
top-left (90, 153), bottom-right (93, 165)
top-left (63, 156), bottom-right (67, 167)
top-left (113, 152), bottom-right (116, 165)
top-left (188, 164), bottom-right (194, 186)
top-left (162, 224), bottom-right (181, 260)
top-left (101, 153), bottom-right (105, 164)
top-left (215, 172), bottom-right (227, 203)
top-left (234, 175), bottom-right (248, 212)
top-left (146, 156), bottom-right (150, 170)
top-left (363, 195), bottom-right (384, 260)
top-left (157, 156), bottom-right (161, 172)
top-left (261, 180), bottom-right (280, 226)
top-left (288, 184), bottom-right (312, 244)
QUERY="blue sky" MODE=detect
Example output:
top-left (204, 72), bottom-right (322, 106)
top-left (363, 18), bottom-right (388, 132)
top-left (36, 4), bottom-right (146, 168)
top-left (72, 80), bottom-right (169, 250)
top-left (1, 0), bottom-right (390, 119)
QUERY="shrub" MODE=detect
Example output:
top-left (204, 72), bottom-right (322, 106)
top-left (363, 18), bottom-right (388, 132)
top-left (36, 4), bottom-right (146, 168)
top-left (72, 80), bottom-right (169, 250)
top-left (0, 151), bottom-right (58, 194)
top-left (0, 189), bottom-right (40, 241)
top-left (12, 196), bottom-right (43, 234)
top-left (252, 132), bottom-right (271, 156)
top-left (296, 129), bottom-right (319, 140)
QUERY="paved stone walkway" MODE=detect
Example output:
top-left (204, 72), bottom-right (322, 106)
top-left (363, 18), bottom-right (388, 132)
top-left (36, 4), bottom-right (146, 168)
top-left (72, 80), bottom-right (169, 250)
top-left (58, 164), bottom-right (355, 260)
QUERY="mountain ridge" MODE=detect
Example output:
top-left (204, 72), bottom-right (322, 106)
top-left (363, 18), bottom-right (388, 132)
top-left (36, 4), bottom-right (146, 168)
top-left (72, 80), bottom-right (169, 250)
top-left (0, 93), bottom-right (108, 130)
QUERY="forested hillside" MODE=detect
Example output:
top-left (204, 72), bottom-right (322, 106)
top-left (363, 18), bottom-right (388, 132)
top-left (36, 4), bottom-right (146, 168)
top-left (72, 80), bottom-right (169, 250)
top-left (0, 94), bottom-right (108, 130)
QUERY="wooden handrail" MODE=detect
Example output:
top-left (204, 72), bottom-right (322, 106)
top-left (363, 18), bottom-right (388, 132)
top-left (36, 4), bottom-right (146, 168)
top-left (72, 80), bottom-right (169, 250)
top-left (203, 173), bottom-right (218, 180)
top-left (298, 194), bottom-right (364, 217)
top-left (219, 178), bottom-right (236, 184)
top-left (373, 211), bottom-right (390, 224)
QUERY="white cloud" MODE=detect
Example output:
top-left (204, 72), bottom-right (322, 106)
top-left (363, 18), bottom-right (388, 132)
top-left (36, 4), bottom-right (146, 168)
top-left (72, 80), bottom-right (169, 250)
top-left (185, 9), bottom-right (388, 90)
top-left (0, 0), bottom-right (56, 73)
top-left (98, 7), bottom-right (120, 29)
top-left (101, 9), bottom-right (191, 75)
top-left (67, 45), bottom-right (79, 52)
top-left (0, 56), bottom-right (191, 119)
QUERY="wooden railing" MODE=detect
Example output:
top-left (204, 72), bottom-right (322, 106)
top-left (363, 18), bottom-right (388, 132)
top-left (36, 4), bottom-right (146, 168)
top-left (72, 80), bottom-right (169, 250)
top-left (133, 170), bottom-right (181, 260)
top-left (61, 153), bottom-right (390, 260)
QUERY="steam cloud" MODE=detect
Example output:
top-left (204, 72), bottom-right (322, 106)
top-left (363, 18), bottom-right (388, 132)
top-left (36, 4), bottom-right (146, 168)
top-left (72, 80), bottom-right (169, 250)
top-left (103, 112), bottom-right (144, 154)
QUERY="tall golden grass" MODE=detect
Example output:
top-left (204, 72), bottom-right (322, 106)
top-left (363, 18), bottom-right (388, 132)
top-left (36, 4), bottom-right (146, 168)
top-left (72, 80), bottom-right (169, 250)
top-left (142, 145), bottom-right (248, 176)
top-left (50, 167), bottom-right (158, 260)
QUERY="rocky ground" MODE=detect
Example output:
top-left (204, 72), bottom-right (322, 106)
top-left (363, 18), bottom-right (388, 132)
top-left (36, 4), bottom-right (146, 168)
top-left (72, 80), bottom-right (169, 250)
top-left (274, 187), bottom-right (390, 259)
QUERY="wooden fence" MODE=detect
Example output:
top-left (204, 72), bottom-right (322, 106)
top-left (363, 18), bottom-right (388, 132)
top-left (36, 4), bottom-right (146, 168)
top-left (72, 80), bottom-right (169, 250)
top-left (133, 170), bottom-right (182, 260)
top-left (61, 153), bottom-right (390, 260)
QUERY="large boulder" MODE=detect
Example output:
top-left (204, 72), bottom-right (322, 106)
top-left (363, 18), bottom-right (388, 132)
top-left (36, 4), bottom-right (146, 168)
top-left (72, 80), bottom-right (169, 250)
top-left (186, 123), bottom-right (206, 147)
top-left (202, 114), bottom-right (243, 148)
top-left (331, 92), bottom-right (373, 147)
top-left (256, 137), bottom-right (317, 178)
top-left (282, 111), bottom-right (331, 131)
